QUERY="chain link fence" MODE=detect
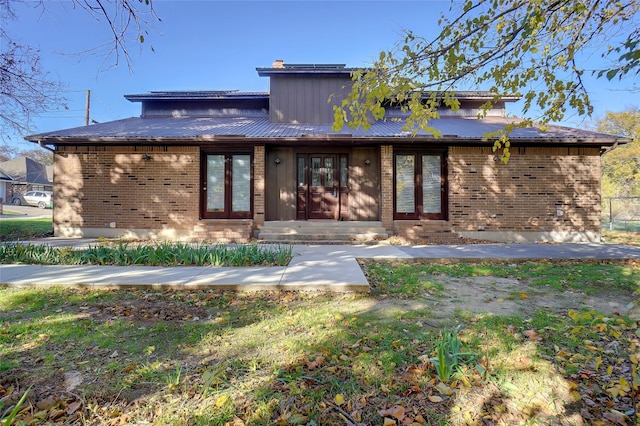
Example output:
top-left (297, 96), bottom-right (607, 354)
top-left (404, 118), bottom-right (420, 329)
top-left (603, 197), bottom-right (640, 232)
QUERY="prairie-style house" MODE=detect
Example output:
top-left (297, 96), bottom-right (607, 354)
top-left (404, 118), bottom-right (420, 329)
top-left (26, 61), bottom-right (627, 243)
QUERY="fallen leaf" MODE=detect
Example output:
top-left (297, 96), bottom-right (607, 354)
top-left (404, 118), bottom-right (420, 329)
top-left (435, 382), bottom-right (454, 396)
top-left (595, 356), bottom-right (603, 370)
top-left (216, 395), bottom-right (229, 408)
top-left (48, 409), bottom-right (65, 421)
top-left (379, 405), bottom-right (405, 421)
top-left (288, 413), bottom-right (308, 425)
top-left (383, 418), bottom-right (396, 426)
top-left (594, 323), bottom-right (607, 332)
top-left (66, 401), bottom-right (82, 415)
top-left (335, 394), bottom-right (345, 406)
top-left (519, 293), bottom-right (528, 299)
top-left (36, 397), bottom-right (57, 411)
top-left (123, 363), bottom-right (137, 373)
top-left (428, 395), bottom-right (443, 402)
top-left (306, 356), bottom-right (325, 370)
top-left (523, 329), bottom-right (542, 341)
top-left (603, 409), bottom-right (627, 425)
top-left (389, 405), bottom-right (405, 420)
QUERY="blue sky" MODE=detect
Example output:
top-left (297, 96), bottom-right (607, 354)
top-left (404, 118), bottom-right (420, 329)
top-left (4, 0), bottom-right (639, 149)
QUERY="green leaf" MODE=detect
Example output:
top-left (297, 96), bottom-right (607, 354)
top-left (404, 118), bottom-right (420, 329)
top-left (606, 69), bottom-right (618, 80)
top-left (2, 387), bottom-right (30, 426)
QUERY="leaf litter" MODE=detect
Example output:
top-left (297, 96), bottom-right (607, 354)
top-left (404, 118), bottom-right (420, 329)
top-left (1, 259), bottom-right (639, 424)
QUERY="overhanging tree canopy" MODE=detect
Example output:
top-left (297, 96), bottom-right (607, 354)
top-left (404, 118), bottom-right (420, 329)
top-left (333, 0), bottom-right (640, 162)
top-left (598, 108), bottom-right (640, 197)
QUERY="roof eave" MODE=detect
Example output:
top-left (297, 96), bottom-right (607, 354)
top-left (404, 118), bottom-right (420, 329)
top-left (124, 93), bottom-right (270, 102)
top-left (256, 67), bottom-right (360, 77)
top-left (26, 135), bottom-right (627, 147)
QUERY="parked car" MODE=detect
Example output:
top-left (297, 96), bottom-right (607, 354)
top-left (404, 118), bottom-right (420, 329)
top-left (12, 191), bottom-right (53, 209)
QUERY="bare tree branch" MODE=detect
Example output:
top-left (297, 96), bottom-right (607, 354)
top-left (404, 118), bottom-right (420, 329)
top-left (0, 0), bottom-right (159, 142)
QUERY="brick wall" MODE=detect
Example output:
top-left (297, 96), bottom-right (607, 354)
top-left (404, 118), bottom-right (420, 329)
top-left (380, 145), bottom-right (394, 231)
top-left (253, 145), bottom-right (265, 230)
top-left (53, 144), bottom-right (602, 243)
top-left (54, 146), bottom-right (253, 241)
top-left (390, 146), bottom-right (602, 242)
top-left (448, 146), bottom-right (601, 234)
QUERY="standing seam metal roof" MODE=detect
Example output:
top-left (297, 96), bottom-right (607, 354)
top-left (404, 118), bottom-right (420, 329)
top-left (25, 115), bottom-right (624, 144)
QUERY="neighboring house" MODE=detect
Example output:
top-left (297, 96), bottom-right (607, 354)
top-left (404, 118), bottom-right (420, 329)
top-left (0, 169), bottom-right (14, 204)
top-left (25, 61), bottom-right (628, 243)
top-left (0, 157), bottom-right (53, 203)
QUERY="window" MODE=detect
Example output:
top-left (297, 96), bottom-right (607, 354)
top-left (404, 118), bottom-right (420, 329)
top-left (394, 151), bottom-right (447, 220)
top-left (201, 152), bottom-right (252, 219)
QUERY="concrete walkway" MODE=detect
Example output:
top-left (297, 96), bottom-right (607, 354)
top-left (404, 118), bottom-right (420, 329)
top-left (1, 240), bottom-right (639, 292)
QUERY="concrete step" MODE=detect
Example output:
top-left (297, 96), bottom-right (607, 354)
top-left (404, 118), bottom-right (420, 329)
top-left (258, 221), bottom-right (388, 243)
top-left (259, 232), bottom-right (388, 242)
top-left (262, 221), bottom-right (384, 228)
top-left (414, 232), bottom-right (465, 244)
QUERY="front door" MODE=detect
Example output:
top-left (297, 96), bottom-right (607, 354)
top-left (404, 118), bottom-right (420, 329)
top-left (310, 155), bottom-right (337, 219)
top-left (297, 154), bottom-right (348, 220)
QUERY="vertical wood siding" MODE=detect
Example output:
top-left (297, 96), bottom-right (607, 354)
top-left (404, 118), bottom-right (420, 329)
top-left (269, 76), bottom-right (352, 123)
top-left (265, 147), bottom-right (296, 220)
top-left (349, 147), bottom-right (380, 220)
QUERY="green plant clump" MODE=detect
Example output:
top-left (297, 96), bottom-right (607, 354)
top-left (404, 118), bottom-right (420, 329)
top-left (0, 387), bottom-right (30, 425)
top-left (0, 242), bottom-right (292, 267)
top-left (430, 325), bottom-right (481, 382)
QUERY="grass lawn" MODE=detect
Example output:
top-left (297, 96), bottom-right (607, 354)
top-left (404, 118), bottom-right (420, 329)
top-left (1, 259), bottom-right (639, 425)
top-left (0, 217), bottom-right (52, 241)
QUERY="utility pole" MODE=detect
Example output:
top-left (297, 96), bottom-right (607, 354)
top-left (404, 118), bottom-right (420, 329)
top-left (85, 89), bottom-right (91, 126)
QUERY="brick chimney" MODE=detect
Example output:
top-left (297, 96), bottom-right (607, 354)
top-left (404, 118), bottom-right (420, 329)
top-left (272, 59), bottom-right (285, 68)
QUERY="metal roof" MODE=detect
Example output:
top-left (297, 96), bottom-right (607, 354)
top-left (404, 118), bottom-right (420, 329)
top-left (0, 157), bottom-right (52, 185)
top-left (0, 168), bottom-right (14, 181)
top-left (125, 91), bottom-right (269, 102)
top-left (125, 89), bottom-right (519, 105)
top-left (25, 115), bottom-right (625, 146)
top-left (256, 63), bottom-right (359, 77)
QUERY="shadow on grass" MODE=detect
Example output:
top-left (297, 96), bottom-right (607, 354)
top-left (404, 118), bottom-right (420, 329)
top-left (1, 260), bottom-right (639, 424)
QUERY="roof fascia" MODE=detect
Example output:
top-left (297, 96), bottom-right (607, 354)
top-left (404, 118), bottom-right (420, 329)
top-left (26, 134), bottom-right (629, 147)
top-left (125, 92), bottom-right (269, 102)
top-left (256, 67), bottom-right (359, 77)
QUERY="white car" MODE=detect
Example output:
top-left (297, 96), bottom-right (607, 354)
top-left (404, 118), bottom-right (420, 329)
top-left (12, 191), bottom-right (53, 209)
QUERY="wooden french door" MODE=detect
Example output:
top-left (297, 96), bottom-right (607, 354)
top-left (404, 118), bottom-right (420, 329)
top-left (297, 154), bottom-right (349, 220)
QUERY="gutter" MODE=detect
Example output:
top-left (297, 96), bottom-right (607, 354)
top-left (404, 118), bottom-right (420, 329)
top-left (37, 140), bottom-right (67, 158)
